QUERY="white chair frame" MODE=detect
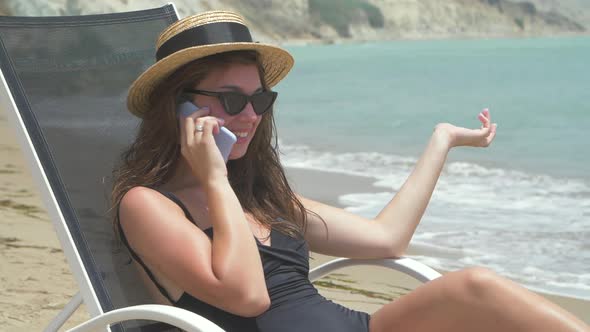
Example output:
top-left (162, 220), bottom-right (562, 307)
top-left (56, 258), bottom-right (441, 332)
top-left (0, 3), bottom-right (442, 332)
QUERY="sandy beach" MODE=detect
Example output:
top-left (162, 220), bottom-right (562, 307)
top-left (1, 108), bottom-right (588, 331)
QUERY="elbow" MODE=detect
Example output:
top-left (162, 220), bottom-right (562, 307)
top-left (233, 290), bottom-right (271, 317)
top-left (383, 246), bottom-right (403, 258)
top-left (385, 240), bottom-right (408, 258)
top-left (375, 225), bottom-right (408, 258)
top-left (212, 270), bottom-right (270, 316)
top-left (377, 236), bottom-right (407, 258)
top-left (389, 247), bottom-right (406, 258)
top-left (188, 275), bottom-right (270, 317)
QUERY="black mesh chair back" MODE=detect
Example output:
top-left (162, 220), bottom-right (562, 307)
top-left (0, 5), bottom-right (179, 331)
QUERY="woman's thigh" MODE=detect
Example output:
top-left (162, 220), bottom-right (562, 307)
top-left (368, 266), bottom-right (580, 332)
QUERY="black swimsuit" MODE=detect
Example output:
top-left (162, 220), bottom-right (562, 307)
top-left (117, 189), bottom-right (370, 332)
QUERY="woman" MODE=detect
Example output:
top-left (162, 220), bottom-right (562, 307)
top-left (113, 10), bottom-right (588, 332)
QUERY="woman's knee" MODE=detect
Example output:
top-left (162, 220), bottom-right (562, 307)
top-left (450, 267), bottom-right (503, 303)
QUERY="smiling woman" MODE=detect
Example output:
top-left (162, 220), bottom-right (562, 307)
top-left (179, 61), bottom-right (267, 158)
top-left (110, 9), bottom-right (588, 332)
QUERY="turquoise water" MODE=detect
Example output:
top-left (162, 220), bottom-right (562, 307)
top-left (274, 36), bottom-right (590, 299)
top-left (276, 36), bottom-right (590, 179)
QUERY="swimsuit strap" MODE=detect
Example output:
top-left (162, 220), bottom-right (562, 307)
top-left (153, 188), bottom-right (197, 224)
top-left (116, 186), bottom-right (197, 304)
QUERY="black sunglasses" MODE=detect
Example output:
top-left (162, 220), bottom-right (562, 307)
top-left (183, 89), bottom-right (278, 116)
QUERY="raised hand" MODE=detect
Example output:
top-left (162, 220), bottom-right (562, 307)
top-left (434, 108), bottom-right (497, 148)
top-left (179, 107), bottom-right (228, 184)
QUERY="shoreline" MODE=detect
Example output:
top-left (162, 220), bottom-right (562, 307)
top-left (309, 252), bottom-right (590, 322)
top-left (285, 165), bottom-right (590, 323)
top-left (277, 31), bottom-right (590, 47)
top-left (285, 166), bottom-right (382, 207)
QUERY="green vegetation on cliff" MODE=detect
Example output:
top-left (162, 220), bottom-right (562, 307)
top-left (309, 0), bottom-right (384, 37)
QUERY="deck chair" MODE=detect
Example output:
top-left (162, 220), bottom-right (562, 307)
top-left (0, 4), bottom-right (442, 331)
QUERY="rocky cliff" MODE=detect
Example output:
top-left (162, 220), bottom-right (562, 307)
top-left (511, 0), bottom-right (590, 29)
top-left (0, 0), bottom-right (587, 43)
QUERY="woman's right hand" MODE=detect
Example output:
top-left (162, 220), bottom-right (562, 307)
top-left (179, 107), bottom-right (227, 184)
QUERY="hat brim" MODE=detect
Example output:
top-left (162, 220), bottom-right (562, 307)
top-left (127, 42), bottom-right (294, 117)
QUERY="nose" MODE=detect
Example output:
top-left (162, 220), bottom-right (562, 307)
top-left (239, 101), bottom-right (258, 121)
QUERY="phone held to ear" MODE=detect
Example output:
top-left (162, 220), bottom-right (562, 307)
top-left (214, 126), bottom-right (237, 163)
top-left (177, 101), bottom-right (237, 163)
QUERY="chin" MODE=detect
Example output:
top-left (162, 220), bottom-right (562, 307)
top-left (228, 149), bottom-right (247, 161)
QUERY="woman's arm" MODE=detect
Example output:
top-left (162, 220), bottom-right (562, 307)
top-left (119, 182), bottom-right (268, 317)
top-left (119, 113), bottom-right (269, 317)
top-left (304, 110), bottom-right (497, 259)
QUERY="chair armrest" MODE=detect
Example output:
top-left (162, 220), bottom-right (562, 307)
top-left (68, 258), bottom-right (439, 332)
top-left (309, 257), bottom-right (442, 283)
top-left (67, 304), bottom-right (225, 332)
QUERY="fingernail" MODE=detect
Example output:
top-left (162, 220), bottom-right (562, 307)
top-left (216, 117), bottom-right (225, 124)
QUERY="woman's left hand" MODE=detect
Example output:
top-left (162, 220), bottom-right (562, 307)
top-left (435, 108), bottom-right (497, 149)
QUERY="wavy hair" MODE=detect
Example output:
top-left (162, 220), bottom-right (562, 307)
top-left (111, 51), bottom-right (309, 238)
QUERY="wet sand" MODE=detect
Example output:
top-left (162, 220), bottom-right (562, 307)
top-left (286, 167), bottom-right (590, 323)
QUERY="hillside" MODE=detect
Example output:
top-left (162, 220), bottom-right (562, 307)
top-left (511, 0), bottom-right (590, 29)
top-left (0, 0), bottom-right (587, 43)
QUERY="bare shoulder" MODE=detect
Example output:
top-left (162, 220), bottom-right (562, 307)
top-left (117, 185), bottom-right (213, 259)
top-left (118, 186), bottom-right (186, 231)
top-left (120, 186), bottom-right (169, 211)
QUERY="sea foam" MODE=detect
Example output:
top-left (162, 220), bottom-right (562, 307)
top-left (281, 143), bottom-right (590, 300)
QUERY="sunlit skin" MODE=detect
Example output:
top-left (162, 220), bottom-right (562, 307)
top-left (173, 62), bottom-right (500, 243)
top-left (177, 62), bottom-right (498, 186)
top-left (186, 64), bottom-right (263, 158)
top-left (170, 64), bottom-right (264, 191)
top-left (122, 62), bottom-right (588, 330)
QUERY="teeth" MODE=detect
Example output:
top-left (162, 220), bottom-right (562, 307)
top-left (234, 132), bottom-right (248, 138)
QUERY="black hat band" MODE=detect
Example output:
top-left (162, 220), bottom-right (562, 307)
top-left (156, 21), bottom-right (253, 61)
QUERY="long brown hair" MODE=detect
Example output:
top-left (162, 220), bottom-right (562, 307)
top-left (111, 50), bottom-right (309, 238)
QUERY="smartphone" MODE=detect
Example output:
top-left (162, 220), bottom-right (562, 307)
top-left (176, 100), bottom-right (237, 163)
top-left (215, 126), bottom-right (237, 163)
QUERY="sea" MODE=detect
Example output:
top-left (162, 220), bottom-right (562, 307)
top-left (273, 36), bottom-right (590, 300)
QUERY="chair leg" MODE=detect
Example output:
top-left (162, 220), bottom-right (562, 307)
top-left (43, 292), bottom-right (83, 332)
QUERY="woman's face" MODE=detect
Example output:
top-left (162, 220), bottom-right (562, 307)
top-left (190, 63), bottom-right (264, 160)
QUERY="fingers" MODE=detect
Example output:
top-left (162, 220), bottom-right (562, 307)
top-left (180, 107), bottom-right (210, 146)
top-left (482, 108), bottom-right (490, 123)
top-left (477, 108), bottom-right (498, 147)
top-left (179, 107), bottom-right (225, 142)
top-left (193, 116), bottom-right (225, 142)
top-left (478, 108), bottom-right (496, 134)
top-left (486, 123), bottom-right (498, 146)
top-left (478, 108), bottom-right (491, 130)
top-left (195, 117), bottom-right (213, 139)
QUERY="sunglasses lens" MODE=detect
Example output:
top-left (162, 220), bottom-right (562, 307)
top-left (251, 91), bottom-right (277, 115)
top-left (213, 91), bottom-right (277, 116)
top-left (222, 93), bottom-right (249, 115)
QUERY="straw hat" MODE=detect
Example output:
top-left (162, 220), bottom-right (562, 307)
top-left (127, 10), bottom-right (294, 117)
